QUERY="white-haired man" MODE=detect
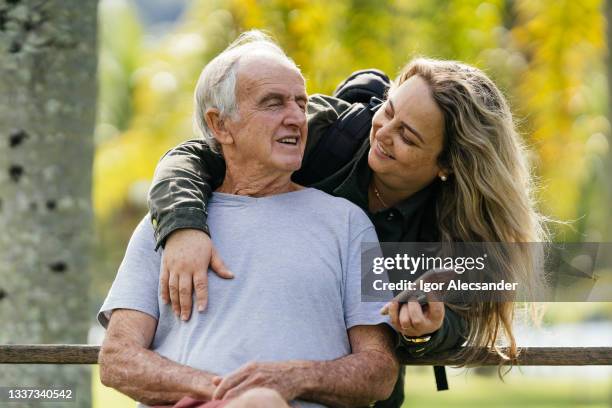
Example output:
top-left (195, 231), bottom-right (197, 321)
top-left (98, 31), bottom-right (398, 408)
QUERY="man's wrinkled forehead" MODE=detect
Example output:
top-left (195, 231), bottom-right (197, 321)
top-left (236, 53), bottom-right (306, 97)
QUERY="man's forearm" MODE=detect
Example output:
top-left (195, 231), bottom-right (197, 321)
top-left (99, 339), bottom-right (216, 406)
top-left (297, 348), bottom-right (398, 407)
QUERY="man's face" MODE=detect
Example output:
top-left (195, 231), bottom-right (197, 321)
top-left (224, 55), bottom-right (308, 174)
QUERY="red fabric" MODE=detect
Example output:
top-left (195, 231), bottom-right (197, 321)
top-left (153, 396), bottom-right (229, 408)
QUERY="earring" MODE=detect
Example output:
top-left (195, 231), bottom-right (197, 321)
top-left (440, 175), bottom-right (447, 181)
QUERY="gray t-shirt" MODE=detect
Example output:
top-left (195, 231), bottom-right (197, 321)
top-left (98, 188), bottom-right (390, 408)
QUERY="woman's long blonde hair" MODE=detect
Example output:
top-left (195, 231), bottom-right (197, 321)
top-left (394, 58), bottom-right (548, 369)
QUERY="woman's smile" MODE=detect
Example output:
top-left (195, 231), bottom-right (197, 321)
top-left (373, 140), bottom-right (395, 160)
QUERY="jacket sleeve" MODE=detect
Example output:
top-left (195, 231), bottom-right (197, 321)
top-left (147, 139), bottom-right (226, 249)
top-left (303, 94), bottom-right (353, 158)
top-left (396, 305), bottom-right (468, 358)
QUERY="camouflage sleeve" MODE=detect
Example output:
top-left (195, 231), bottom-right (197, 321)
top-left (147, 139), bottom-right (225, 249)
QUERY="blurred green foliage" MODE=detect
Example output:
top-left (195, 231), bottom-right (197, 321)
top-left (91, 0), bottom-right (611, 300)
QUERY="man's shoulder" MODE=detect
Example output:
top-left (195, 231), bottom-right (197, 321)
top-left (299, 188), bottom-right (373, 228)
top-left (299, 187), bottom-right (352, 207)
top-left (125, 214), bottom-right (159, 256)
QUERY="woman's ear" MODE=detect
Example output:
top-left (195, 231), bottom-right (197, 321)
top-left (204, 108), bottom-right (234, 145)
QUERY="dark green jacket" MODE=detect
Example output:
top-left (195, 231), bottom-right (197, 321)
top-left (148, 94), bottom-right (467, 408)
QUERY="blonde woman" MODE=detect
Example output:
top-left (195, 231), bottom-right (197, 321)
top-left (147, 57), bottom-right (546, 407)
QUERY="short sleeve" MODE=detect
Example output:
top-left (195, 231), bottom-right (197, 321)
top-left (343, 211), bottom-right (392, 329)
top-left (97, 215), bottom-right (162, 328)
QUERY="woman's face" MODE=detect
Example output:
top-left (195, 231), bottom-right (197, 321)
top-left (368, 75), bottom-right (446, 193)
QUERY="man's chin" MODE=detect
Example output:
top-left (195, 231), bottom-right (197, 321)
top-left (273, 157), bottom-right (303, 172)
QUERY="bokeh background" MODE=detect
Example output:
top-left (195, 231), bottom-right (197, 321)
top-left (16, 0), bottom-right (612, 406)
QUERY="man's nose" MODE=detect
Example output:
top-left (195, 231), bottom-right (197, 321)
top-left (283, 102), bottom-right (306, 128)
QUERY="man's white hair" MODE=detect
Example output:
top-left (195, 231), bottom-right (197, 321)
top-left (193, 30), bottom-right (299, 154)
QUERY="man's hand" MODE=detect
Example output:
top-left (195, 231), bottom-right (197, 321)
top-left (161, 229), bottom-right (233, 320)
top-left (211, 361), bottom-right (304, 401)
top-left (381, 300), bottom-right (445, 337)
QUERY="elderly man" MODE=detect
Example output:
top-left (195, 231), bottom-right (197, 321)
top-left (97, 31), bottom-right (398, 408)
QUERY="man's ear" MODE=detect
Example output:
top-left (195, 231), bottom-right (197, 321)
top-left (204, 108), bottom-right (234, 146)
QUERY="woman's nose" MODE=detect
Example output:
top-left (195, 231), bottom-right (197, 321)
top-left (376, 120), bottom-right (394, 145)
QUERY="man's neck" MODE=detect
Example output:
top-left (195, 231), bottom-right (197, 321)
top-left (217, 163), bottom-right (301, 197)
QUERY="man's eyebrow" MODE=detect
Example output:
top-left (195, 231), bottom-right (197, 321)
top-left (388, 99), bottom-right (425, 144)
top-left (258, 92), bottom-right (308, 106)
top-left (258, 92), bottom-right (285, 105)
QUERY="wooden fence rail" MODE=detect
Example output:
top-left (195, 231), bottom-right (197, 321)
top-left (1, 345), bottom-right (611, 366)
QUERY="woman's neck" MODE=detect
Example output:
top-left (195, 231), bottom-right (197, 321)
top-left (367, 175), bottom-right (419, 212)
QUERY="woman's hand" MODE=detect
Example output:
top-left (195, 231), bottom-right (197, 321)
top-left (161, 229), bottom-right (233, 320)
top-left (381, 300), bottom-right (445, 337)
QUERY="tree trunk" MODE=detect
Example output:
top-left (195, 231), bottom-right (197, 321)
top-left (0, 1), bottom-right (97, 407)
top-left (606, 0), bottom-right (612, 243)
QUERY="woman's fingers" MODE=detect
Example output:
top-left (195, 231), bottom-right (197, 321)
top-left (399, 302), bottom-right (411, 331)
top-left (210, 246), bottom-right (234, 279)
top-left (385, 298), bottom-right (447, 337)
top-left (380, 303), bottom-right (389, 315)
top-left (393, 301), bottom-right (424, 336)
top-left (426, 301), bottom-right (445, 329)
top-left (391, 300), bottom-right (447, 337)
top-left (162, 229), bottom-right (227, 319)
top-left (388, 301), bottom-right (400, 331)
top-left (168, 269), bottom-right (180, 317)
top-left (179, 274), bottom-right (193, 321)
top-left (161, 232), bottom-right (237, 320)
top-left (193, 270), bottom-right (209, 312)
top-left (160, 265), bottom-right (170, 305)
top-left (407, 300), bottom-right (426, 333)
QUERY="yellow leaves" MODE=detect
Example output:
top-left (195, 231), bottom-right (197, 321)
top-left (94, 128), bottom-right (153, 219)
top-left (230, 0), bottom-right (266, 28)
top-left (510, 0), bottom-right (606, 224)
top-left (94, 117), bottom-right (194, 219)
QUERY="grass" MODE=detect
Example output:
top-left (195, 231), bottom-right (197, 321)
top-left (403, 366), bottom-right (611, 408)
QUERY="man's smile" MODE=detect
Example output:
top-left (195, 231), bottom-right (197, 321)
top-left (276, 135), bottom-right (300, 146)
